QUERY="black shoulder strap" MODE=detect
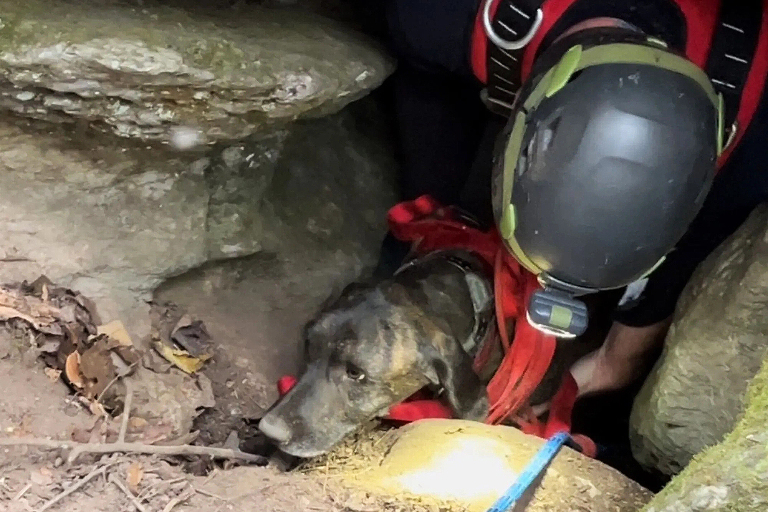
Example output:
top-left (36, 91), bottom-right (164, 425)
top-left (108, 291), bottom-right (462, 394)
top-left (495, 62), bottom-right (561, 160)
top-left (705, 0), bottom-right (764, 143)
top-left (483, 0), bottom-right (546, 117)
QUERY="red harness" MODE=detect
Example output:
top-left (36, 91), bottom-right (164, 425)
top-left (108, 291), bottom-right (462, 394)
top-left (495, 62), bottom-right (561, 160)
top-left (277, 195), bottom-right (596, 457)
top-left (471, 0), bottom-right (768, 169)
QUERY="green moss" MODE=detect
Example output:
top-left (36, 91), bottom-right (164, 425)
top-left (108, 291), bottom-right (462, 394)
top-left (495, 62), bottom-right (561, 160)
top-left (0, 0), bottom-right (391, 83)
top-left (644, 357), bottom-right (768, 511)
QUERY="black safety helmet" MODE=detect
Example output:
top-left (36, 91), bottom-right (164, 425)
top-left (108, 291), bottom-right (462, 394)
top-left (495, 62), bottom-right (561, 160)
top-left (491, 28), bottom-right (725, 338)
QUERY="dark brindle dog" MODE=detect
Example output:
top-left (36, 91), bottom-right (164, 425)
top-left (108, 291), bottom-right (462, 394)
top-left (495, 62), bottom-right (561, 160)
top-left (258, 249), bottom-right (615, 458)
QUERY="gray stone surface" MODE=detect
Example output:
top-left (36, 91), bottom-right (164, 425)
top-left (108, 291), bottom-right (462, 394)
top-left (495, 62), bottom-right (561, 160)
top-left (642, 356), bottom-right (768, 512)
top-left (630, 204), bottom-right (768, 476)
top-left (0, 0), bottom-right (394, 143)
top-left (0, 102), bottom-right (397, 342)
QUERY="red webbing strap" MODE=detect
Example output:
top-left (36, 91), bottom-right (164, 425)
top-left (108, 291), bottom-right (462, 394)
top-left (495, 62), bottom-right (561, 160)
top-left (388, 196), bottom-right (557, 428)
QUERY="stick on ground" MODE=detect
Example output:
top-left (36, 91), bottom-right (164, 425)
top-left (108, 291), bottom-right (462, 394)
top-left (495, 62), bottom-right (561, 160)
top-left (0, 437), bottom-right (268, 465)
top-left (162, 488), bottom-right (195, 512)
top-left (12, 483), bottom-right (32, 501)
top-left (109, 473), bottom-right (147, 512)
top-left (36, 466), bottom-right (105, 512)
top-left (118, 379), bottom-right (134, 444)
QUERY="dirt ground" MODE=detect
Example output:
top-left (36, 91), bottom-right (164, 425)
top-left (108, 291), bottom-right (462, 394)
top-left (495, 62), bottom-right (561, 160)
top-left (0, 253), bottom-right (441, 512)
top-left (0, 247), bottom-right (661, 511)
top-left (0, 446), bottom-right (423, 512)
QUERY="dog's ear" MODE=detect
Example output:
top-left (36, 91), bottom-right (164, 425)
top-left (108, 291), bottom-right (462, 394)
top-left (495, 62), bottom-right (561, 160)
top-left (424, 334), bottom-right (489, 421)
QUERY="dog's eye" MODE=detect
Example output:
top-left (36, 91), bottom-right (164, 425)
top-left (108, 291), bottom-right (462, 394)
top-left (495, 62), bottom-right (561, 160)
top-left (345, 363), bottom-right (366, 382)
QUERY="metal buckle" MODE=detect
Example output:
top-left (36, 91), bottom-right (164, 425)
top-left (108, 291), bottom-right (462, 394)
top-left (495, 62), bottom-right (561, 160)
top-left (482, 0), bottom-right (544, 51)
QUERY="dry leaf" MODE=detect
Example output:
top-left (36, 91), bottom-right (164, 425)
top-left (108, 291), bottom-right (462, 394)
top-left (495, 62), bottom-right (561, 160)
top-left (37, 339), bottom-right (61, 354)
top-left (75, 294), bottom-right (101, 326)
top-left (78, 338), bottom-right (119, 399)
top-left (171, 315), bottom-right (212, 358)
top-left (97, 320), bottom-right (133, 347)
top-left (71, 427), bottom-right (94, 444)
top-left (127, 462), bottom-right (143, 493)
top-left (129, 417), bottom-right (149, 430)
top-left (154, 340), bottom-right (211, 374)
top-left (65, 352), bottom-right (85, 388)
top-left (29, 468), bottom-right (53, 486)
top-left (0, 305), bottom-right (41, 329)
top-left (139, 423), bottom-right (175, 444)
top-left (26, 275), bottom-right (54, 298)
top-left (44, 367), bottom-right (62, 382)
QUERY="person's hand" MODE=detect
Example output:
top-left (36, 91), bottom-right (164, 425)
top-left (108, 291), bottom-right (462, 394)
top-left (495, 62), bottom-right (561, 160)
top-left (570, 317), bottom-right (672, 397)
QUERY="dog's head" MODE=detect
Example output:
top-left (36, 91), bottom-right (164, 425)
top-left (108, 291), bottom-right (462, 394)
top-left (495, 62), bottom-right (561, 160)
top-left (258, 263), bottom-right (490, 457)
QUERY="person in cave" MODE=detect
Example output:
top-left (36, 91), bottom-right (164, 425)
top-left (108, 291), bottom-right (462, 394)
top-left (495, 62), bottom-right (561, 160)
top-left (374, 0), bottom-right (768, 410)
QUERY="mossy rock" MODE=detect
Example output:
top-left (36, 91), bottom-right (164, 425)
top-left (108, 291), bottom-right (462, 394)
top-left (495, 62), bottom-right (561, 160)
top-left (630, 204), bottom-right (768, 475)
top-left (643, 354), bottom-right (768, 511)
top-left (0, 0), bottom-right (394, 143)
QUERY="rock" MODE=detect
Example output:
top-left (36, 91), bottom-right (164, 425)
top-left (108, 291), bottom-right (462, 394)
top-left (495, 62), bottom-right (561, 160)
top-left (0, 0), bottom-right (394, 144)
top-left (642, 355), bottom-right (768, 512)
top-left (303, 419), bottom-right (653, 512)
top-left (125, 366), bottom-right (216, 440)
top-left (630, 204), bottom-right (768, 475)
top-left (0, 101), bottom-right (397, 342)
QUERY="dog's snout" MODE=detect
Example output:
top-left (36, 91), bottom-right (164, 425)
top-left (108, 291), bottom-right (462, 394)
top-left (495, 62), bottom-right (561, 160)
top-left (258, 414), bottom-right (292, 444)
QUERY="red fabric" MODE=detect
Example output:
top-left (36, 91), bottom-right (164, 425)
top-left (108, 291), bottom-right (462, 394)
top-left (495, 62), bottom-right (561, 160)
top-left (277, 375), bottom-right (297, 396)
top-left (470, 0), bottom-right (502, 84)
top-left (675, 0), bottom-right (720, 68)
top-left (519, 0), bottom-right (723, 82)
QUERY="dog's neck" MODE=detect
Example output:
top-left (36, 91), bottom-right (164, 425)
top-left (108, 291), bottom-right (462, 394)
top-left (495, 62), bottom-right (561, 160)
top-left (392, 249), bottom-right (495, 357)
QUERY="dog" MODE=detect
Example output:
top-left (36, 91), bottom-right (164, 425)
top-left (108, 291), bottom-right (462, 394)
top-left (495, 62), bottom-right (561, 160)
top-left (258, 248), bottom-right (616, 458)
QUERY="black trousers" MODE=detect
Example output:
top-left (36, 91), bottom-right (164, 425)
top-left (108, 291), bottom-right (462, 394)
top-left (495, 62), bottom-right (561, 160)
top-left (377, 0), bottom-right (768, 327)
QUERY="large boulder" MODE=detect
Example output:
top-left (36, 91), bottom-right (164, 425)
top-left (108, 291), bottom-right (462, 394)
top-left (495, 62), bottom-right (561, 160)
top-left (301, 419), bottom-right (653, 512)
top-left (0, 0), bottom-right (394, 144)
top-left (642, 355), bottom-right (768, 512)
top-left (0, 101), bottom-right (397, 342)
top-left (630, 204), bottom-right (768, 475)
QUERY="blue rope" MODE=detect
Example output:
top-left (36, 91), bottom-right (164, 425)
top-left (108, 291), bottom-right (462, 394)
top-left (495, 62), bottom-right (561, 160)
top-left (485, 431), bottom-right (571, 512)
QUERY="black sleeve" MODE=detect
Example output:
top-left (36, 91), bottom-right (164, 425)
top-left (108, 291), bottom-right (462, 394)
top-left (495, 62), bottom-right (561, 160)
top-left (615, 83), bottom-right (768, 327)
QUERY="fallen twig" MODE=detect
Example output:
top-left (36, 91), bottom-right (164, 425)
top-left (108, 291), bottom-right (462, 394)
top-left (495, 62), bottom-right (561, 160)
top-left (109, 473), bottom-right (147, 512)
top-left (194, 486), bottom-right (228, 501)
top-left (0, 437), bottom-right (267, 465)
top-left (36, 466), bottom-right (105, 512)
top-left (67, 442), bottom-right (267, 465)
top-left (162, 488), bottom-right (195, 512)
top-left (118, 379), bottom-right (134, 444)
top-left (12, 482), bottom-right (32, 501)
